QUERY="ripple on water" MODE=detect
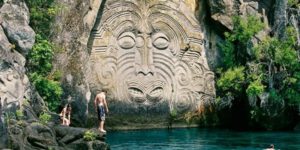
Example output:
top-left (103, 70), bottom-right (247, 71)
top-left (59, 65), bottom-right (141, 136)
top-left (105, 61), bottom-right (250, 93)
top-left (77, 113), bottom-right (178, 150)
top-left (107, 128), bottom-right (300, 150)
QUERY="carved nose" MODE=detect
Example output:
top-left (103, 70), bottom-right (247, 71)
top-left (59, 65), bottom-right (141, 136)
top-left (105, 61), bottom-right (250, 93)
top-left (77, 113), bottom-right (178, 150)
top-left (136, 64), bottom-right (154, 76)
top-left (136, 35), bottom-right (154, 76)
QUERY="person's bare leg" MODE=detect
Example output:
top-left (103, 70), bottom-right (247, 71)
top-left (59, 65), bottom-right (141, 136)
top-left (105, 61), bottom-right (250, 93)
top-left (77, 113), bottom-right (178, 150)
top-left (100, 121), bottom-right (106, 132)
top-left (66, 119), bottom-right (70, 126)
top-left (63, 118), bottom-right (66, 125)
top-left (98, 120), bottom-right (102, 130)
top-left (102, 121), bottom-right (106, 132)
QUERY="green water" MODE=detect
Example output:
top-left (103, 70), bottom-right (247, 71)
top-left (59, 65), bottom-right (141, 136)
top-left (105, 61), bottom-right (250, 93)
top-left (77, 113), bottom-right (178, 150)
top-left (107, 128), bottom-right (300, 150)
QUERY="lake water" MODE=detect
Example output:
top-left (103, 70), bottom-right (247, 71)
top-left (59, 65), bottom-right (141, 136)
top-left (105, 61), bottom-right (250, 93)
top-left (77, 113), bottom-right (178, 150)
top-left (107, 128), bottom-right (300, 150)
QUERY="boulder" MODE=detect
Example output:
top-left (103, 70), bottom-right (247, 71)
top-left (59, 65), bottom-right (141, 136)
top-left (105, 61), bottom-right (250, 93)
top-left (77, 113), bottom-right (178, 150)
top-left (0, 26), bottom-right (11, 52)
top-left (0, 1), bottom-right (35, 55)
top-left (54, 126), bottom-right (109, 149)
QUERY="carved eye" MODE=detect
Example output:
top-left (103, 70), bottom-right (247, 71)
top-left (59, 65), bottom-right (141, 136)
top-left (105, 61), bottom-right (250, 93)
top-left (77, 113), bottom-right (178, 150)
top-left (118, 32), bottom-right (136, 49)
top-left (152, 33), bottom-right (169, 50)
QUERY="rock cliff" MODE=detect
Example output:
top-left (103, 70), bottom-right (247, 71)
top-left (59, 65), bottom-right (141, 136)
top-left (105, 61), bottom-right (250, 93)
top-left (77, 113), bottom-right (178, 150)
top-left (0, 0), bottom-right (109, 149)
top-left (50, 0), bottom-right (299, 128)
top-left (0, 0), bottom-right (299, 147)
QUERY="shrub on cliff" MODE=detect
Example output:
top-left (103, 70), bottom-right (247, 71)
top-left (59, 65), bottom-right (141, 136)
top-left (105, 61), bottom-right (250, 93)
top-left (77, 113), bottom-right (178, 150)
top-left (25, 0), bottom-right (56, 38)
top-left (26, 0), bottom-right (63, 112)
top-left (217, 15), bottom-right (264, 100)
top-left (217, 15), bottom-right (300, 130)
top-left (27, 35), bottom-right (53, 75)
top-left (30, 73), bottom-right (62, 111)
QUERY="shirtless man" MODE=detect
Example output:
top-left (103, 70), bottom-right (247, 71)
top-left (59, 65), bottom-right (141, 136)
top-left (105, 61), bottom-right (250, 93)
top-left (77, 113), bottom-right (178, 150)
top-left (94, 90), bottom-right (109, 133)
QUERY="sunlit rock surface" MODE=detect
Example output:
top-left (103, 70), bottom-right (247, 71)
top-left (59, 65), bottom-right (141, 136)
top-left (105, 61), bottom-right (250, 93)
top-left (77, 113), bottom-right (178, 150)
top-left (87, 0), bottom-right (215, 118)
top-left (0, 1), bottom-right (35, 55)
top-left (52, 0), bottom-right (300, 127)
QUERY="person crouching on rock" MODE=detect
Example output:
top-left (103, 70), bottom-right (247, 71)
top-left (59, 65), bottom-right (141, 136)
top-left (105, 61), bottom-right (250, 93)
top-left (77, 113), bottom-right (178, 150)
top-left (94, 90), bottom-right (109, 133)
top-left (60, 103), bottom-right (72, 126)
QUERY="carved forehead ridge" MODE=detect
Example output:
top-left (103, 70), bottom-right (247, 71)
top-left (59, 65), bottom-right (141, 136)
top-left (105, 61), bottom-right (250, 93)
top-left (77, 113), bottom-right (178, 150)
top-left (92, 0), bottom-right (204, 49)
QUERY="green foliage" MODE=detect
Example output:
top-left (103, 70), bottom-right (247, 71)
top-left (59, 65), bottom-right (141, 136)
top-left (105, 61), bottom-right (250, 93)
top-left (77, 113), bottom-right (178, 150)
top-left (16, 109), bottom-right (24, 120)
top-left (30, 73), bottom-right (62, 112)
top-left (269, 88), bottom-right (282, 103)
top-left (170, 109), bottom-right (177, 118)
top-left (51, 70), bottom-right (63, 81)
top-left (168, 109), bottom-right (178, 128)
top-left (246, 79), bottom-right (265, 96)
top-left (217, 67), bottom-right (245, 93)
top-left (219, 15), bottom-right (264, 69)
top-left (229, 16), bottom-right (265, 43)
top-left (219, 39), bottom-right (235, 69)
top-left (283, 88), bottom-right (300, 105)
top-left (288, 0), bottom-right (300, 8)
top-left (39, 112), bottom-right (51, 124)
top-left (4, 112), bottom-right (16, 125)
top-left (217, 15), bottom-right (299, 130)
top-left (23, 99), bottom-right (30, 106)
top-left (25, 0), bottom-right (56, 38)
top-left (254, 26), bottom-right (300, 106)
top-left (83, 130), bottom-right (97, 141)
top-left (26, 0), bottom-right (63, 112)
top-left (28, 35), bottom-right (54, 76)
top-left (27, 35), bottom-right (62, 112)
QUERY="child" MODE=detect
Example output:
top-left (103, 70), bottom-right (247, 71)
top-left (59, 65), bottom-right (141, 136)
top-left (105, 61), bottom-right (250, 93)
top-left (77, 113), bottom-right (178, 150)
top-left (60, 104), bottom-right (71, 126)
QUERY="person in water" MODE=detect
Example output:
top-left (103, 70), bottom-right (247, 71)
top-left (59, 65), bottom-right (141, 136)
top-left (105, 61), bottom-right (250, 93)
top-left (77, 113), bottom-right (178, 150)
top-left (60, 103), bottom-right (72, 126)
top-left (264, 144), bottom-right (275, 150)
top-left (94, 90), bottom-right (109, 133)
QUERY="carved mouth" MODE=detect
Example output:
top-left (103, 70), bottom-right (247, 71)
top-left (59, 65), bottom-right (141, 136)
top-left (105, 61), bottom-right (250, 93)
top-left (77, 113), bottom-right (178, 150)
top-left (127, 80), bottom-right (165, 105)
top-left (128, 87), bottom-right (146, 103)
top-left (146, 87), bottom-right (163, 103)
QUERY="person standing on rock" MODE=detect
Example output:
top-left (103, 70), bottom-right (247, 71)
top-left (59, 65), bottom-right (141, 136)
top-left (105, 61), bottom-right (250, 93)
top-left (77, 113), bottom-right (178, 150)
top-left (60, 103), bottom-right (72, 126)
top-left (94, 90), bottom-right (109, 133)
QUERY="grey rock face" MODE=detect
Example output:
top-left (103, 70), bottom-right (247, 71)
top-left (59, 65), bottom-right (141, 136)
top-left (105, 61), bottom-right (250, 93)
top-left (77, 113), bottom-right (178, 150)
top-left (0, 61), bottom-right (28, 112)
top-left (55, 126), bottom-right (108, 149)
top-left (208, 0), bottom-right (238, 30)
top-left (88, 0), bottom-right (215, 116)
top-left (0, 26), bottom-right (11, 52)
top-left (0, 2), bottom-right (35, 55)
top-left (273, 0), bottom-right (287, 38)
top-left (50, 0), bottom-right (216, 126)
top-left (0, 0), bottom-right (34, 116)
top-left (208, 0), bottom-right (267, 30)
top-left (50, 0), bottom-right (103, 127)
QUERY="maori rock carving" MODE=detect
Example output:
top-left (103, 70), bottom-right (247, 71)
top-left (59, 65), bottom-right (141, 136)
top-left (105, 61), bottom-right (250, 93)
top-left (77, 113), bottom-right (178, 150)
top-left (88, 0), bottom-right (215, 113)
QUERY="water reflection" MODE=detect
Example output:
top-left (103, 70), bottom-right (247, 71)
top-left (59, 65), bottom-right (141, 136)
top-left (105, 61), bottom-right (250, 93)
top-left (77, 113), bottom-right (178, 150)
top-left (107, 128), bottom-right (300, 150)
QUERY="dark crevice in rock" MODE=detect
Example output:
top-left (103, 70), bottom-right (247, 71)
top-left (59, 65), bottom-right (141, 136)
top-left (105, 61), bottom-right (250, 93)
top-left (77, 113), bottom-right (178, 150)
top-left (204, 0), bottom-right (231, 37)
top-left (87, 0), bottom-right (107, 54)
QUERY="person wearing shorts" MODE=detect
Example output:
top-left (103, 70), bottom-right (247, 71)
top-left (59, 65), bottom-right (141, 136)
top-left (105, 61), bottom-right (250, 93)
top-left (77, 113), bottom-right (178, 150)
top-left (94, 90), bottom-right (109, 133)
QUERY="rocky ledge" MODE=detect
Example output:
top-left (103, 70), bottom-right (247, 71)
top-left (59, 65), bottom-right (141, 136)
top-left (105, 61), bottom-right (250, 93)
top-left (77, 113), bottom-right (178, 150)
top-left (1, 97), bottom-right (109, 149)
top-left (0, 1), bottom-right (109, 149)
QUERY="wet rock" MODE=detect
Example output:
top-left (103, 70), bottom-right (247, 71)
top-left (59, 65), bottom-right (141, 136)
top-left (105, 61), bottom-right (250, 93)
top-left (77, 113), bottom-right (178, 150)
top-left (54, 126), bottom-right (108, 149)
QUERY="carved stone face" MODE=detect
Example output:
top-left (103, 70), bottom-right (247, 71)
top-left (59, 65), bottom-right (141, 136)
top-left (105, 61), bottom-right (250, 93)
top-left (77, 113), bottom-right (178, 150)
top-left (88, 0), bottom-right (215, 113)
